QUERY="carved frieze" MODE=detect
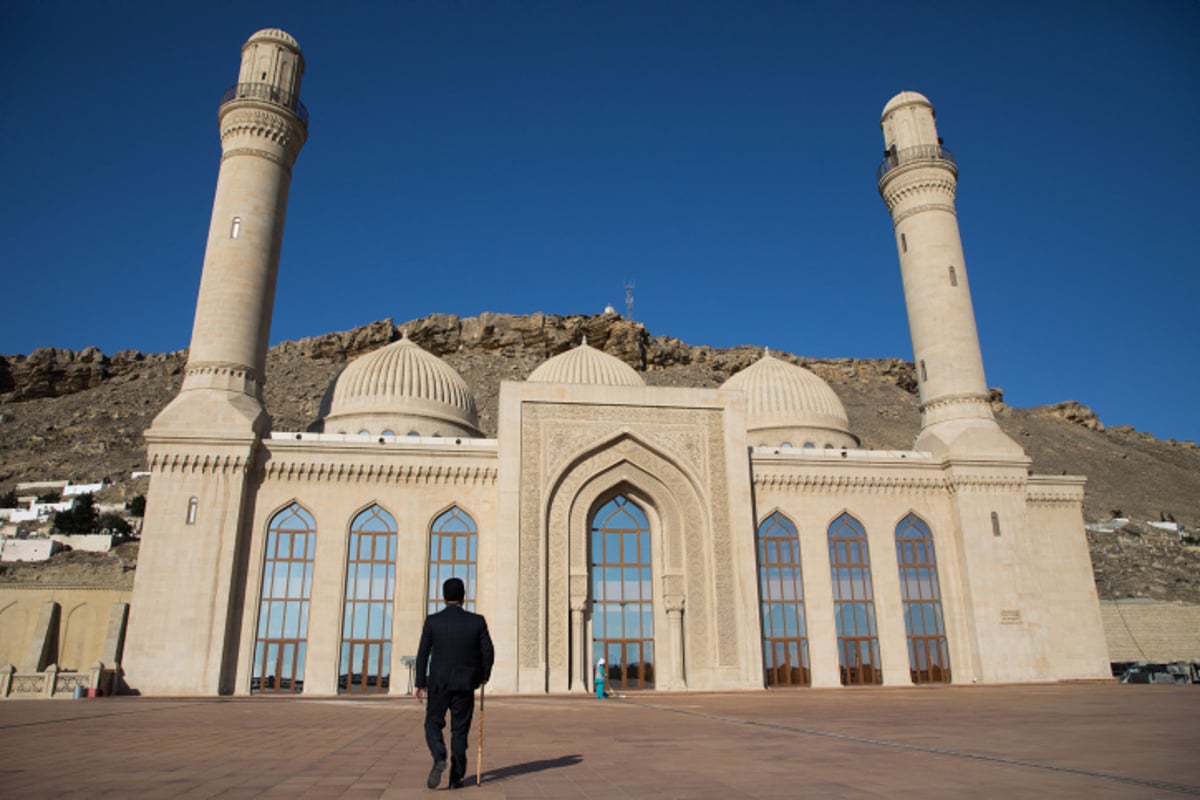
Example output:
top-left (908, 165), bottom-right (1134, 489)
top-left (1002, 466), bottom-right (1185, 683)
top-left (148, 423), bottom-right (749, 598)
top-left (259, 460), bottom-right (496, 485)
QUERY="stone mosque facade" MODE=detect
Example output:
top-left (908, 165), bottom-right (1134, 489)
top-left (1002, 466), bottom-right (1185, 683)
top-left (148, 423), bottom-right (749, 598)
top-left (122, 30), bottom-right (1111, 696)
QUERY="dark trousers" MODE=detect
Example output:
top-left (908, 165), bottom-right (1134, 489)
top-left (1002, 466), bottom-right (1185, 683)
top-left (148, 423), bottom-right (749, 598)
top-left (424, 688), bottom-right (475, 782)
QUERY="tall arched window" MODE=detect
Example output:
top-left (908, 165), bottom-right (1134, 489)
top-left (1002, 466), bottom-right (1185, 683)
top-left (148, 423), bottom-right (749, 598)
top-left (828, 513), bottom-right (882, 685)
top-left (895, 514), bottom-right (951, 683)
top-left (427, 506), bottom-right (478, 614)
top-left (253, 503), bottom-right (316, 694)
top-left (339, 505), bottom-right (396, 694)
top-left (591, 495), bottom-right (654, 691)
top-left (757, 512), bottom-right (810, 686)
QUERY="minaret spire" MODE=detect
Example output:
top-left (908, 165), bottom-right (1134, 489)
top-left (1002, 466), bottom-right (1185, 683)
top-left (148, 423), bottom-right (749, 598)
top-left (152, 28), bottom-right (308, 437)
top-left (877, 92), bottom-right (1020, 457)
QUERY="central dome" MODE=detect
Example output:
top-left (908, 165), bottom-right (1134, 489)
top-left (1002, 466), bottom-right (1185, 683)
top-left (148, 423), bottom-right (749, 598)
top-left (722, 352), bottom-right (858, 448)
top-left (322, 334), bottom-right (480, 438)
top-left (527, 340), bottom-right (645, 386)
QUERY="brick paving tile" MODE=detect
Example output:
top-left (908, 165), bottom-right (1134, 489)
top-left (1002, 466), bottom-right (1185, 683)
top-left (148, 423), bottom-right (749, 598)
top-left (1, 685), bottom-right (1197, 798)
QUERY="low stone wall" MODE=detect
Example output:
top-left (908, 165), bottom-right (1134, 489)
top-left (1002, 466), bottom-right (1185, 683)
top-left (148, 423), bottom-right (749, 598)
top-left (0, 539), bottom-right (62, 562)
top-left (1100, 600), bottom-right (1200, 662)
top-left (49, 534), bottom-right (114, 553)
top-left (0, 586), bottom-right (131, 680)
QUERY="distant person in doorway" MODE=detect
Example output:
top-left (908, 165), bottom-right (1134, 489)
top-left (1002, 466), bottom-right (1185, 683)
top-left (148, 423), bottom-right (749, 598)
top-left (415, 577), bottom-right (494, 789)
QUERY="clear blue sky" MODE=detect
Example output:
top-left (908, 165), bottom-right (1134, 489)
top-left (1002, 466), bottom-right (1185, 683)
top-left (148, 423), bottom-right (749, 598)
top-left (2, 1), bottom-right (1197, 443)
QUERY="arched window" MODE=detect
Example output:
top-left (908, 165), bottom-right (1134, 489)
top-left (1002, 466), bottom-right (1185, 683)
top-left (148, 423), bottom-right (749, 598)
top-left (427, 506), bottom-right (478, 614)
top-left (757, 512), bottom-right (809, 686)
top-left (185, 496), bottom-right (198, 525)
top-left (895, 514), bottom-right (951, 684)
top-left (591, 495), bottom-right (654, 691)
top-left (339, 505), bottom-right (396, 694)
top-left (252, 503), bottom-right (316, 694)
top-left (828, 513), bottom-right (882, 685)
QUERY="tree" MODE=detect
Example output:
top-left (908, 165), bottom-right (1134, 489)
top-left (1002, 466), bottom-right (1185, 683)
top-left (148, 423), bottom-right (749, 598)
top-left (97, 512), bottom-right (132, 535)
top-left (0, 489), bottom-right (17, 508)
top-left (127, 494), bottom-right (146, 517)
top-left (53, 493), bottom-right (98, 534)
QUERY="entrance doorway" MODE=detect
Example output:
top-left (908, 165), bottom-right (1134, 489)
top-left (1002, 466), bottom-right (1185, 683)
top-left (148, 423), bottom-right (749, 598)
top-left (590, 495), bottom-right (655, 691)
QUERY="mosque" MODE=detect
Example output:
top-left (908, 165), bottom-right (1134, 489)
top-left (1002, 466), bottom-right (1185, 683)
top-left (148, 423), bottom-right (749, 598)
top-left (122, 29), bottom-right (1111, 696)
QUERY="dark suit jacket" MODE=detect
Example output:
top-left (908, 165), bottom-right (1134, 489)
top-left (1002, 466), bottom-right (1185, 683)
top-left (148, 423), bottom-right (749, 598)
top-left (415, 604), bottom-right (495, 692)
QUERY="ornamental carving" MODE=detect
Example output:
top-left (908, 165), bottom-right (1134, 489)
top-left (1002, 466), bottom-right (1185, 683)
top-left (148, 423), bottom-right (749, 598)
top-left (918, 392), bottom-right (991, 414)
top-left (184, 361), bottom-right (261, 387)
top-left (891, 202), bottom-right (958, 226)
top-left (1026, 489), bottom-right (1084, 506)
top-left (881, 177), bottom-right (958, 213)
top-left (753, 472), bottom-right (949, 494)
top-left (149, 452), bottom-right (251, 475)
top-left (221, 147), bottom-right (289, 171)
top-left (219, 107), bottom-right (304, 161)
top-left (947, 475), bottom-right (1027, 493)
top-left (259, 459), bottom-right (496, 485)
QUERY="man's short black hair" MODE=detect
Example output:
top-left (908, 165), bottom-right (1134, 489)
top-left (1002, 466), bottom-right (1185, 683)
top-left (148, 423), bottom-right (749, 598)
top-left (443, 577), bottom-right (466, 603)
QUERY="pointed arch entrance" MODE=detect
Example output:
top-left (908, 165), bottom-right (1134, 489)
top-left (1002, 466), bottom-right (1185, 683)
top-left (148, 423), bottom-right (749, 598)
top-left (538, 432), bottom-right (711, 693)
top-left (590, 495), bottom-right (655, 691)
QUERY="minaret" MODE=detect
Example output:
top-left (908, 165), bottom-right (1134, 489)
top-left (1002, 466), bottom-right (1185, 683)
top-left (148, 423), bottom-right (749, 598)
top-left (152, 27), bottom-right (308, 437)
top-left (125, 29), bottom-right (308, 696)
top-left (877, 91), bottom-right (1020, 457)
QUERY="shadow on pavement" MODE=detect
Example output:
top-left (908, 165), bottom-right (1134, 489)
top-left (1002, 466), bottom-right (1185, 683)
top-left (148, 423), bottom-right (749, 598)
top-left (480, 754), bottom-right (583, 783)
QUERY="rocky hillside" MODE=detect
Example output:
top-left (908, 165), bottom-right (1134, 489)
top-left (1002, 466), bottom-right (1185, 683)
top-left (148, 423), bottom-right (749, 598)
top-left (3, 313), bottom-right (1198, 601)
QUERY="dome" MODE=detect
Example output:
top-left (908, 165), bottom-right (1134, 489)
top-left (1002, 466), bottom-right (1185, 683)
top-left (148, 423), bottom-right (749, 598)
top-left (527, 339), bottom-right (645, 386)
top-left (322, 334), bottom-right (480, 438)
top-left (881, 91), bottom-right (932, 119)
top-left (721, 352), bottom-right (858, 448)
top-left (246, 28), bottom-right (300, 50)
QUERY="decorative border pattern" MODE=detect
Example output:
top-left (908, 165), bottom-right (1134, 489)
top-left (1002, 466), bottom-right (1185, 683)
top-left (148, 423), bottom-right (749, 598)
top-left (149, 452), bottom-right (250, 475)
top-left (753, 473), bottom-right (949, 493)
top-left (261, 460), bottom-right (496, 485)
top-left (881, 176), bottom-right (957, 213)
top-left (892, 201), bottom-right (957, 226)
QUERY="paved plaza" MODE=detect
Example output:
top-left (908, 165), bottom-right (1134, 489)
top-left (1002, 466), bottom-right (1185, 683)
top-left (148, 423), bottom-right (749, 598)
top-left (1, 684), bottom-right (1197, 798)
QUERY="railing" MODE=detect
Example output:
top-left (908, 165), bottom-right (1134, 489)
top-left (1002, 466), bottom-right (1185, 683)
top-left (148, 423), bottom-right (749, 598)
top-left (220, 83), bottom-right (309, 126)
top-left (877, 144), bottom-right (955, 180)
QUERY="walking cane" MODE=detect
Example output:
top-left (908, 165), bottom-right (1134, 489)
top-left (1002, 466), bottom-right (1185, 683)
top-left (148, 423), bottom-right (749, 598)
top-left (475, 684), bottom-right (485, 786)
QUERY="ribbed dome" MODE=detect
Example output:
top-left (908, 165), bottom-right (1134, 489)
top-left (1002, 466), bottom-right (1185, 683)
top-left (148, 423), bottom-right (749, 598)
top-left (722, 352), bottom-right (857, 448)
top-left (527, 340), bottom-right (645, 386)
top-left (881, 90), bottom-right (932, 119)
top-left (322, 335), bottom-right (480, 438)
top-left (246, 28), bottom-right (300, 50)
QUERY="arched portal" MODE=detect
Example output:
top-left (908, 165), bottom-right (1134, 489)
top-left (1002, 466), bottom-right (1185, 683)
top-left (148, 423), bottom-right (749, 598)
top-left (590, 495), bottom-right (655, 691)
top-left (539, 432), bottom-right (713, 694)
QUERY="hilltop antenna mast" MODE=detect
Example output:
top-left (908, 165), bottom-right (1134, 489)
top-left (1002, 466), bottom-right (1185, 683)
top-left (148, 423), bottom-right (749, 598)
top-left (624, 281), bottom-right (635, 320)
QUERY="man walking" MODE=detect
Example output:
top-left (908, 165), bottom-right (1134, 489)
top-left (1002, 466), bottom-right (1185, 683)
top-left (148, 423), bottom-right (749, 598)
top-left (415, 577), bottom-right (494, 790)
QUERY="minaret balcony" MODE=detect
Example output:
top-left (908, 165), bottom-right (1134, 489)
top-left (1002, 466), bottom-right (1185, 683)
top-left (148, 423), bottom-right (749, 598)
top-left (877, 144), bottom-right (955, 181)
top-left (220, 83), bottom-right (309, 126)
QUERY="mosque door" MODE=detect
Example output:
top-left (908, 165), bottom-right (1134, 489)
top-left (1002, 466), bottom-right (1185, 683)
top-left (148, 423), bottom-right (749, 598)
top-left (591, 496), bottom-right (655, 691)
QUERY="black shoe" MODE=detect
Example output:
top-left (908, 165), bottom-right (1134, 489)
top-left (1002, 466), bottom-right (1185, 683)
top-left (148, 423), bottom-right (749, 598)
top-left (427, 760), bottom-right (446, 789)
top-left (448, 778), bottom-right (465, 789)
